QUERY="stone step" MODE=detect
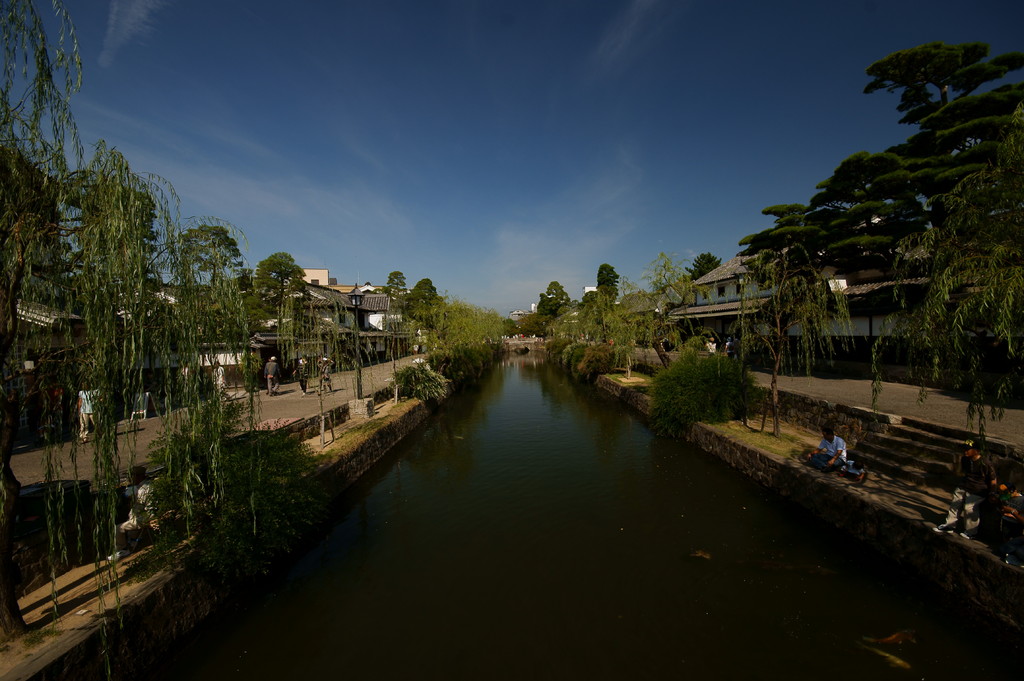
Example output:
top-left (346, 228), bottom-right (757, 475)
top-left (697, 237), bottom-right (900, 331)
top-left (886, 424), bottom-right (962, 452)
top-left (859, 429), bottom-right (956, 464)
top-left (854, 440), bottom-right (951, 474)
top-left (850, 451), bottom-right (927, 486)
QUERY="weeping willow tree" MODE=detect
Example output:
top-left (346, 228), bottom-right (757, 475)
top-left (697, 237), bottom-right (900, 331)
top-left (278, 284), bottom-right (348, 445)
top-left (735, 246), bottom-right (851, 436)
top-left (876, 104), bottom-right (1024, 433)
top-left (636, 252), bottom-right (702, 368)
top-left (421, 297), bottom-right (505, 383)
top-left (0, 0), bottom-right (249, 640)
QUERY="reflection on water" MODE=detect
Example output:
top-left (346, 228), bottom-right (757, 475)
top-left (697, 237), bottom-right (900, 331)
top-left (157, 355), bottom-right (1016, 680)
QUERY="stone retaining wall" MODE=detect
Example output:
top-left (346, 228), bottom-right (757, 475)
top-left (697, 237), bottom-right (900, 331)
top-left (770, 390), bottom-right (899, 448)
top-left (686, 424), bottom-right (1024, 645)
top-left (596, 375), bottom-right (1024, 647)
top-left (15, 393), bottom-right (438, 681)
top-left (772, 390), bottom-right (1021, 458)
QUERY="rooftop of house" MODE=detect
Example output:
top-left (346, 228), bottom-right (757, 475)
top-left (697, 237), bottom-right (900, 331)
top-left (693, 255), bottom-right (751, 286)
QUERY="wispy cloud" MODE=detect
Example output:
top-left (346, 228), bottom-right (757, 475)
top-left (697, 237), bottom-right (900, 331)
top-left (473, 145), bottom-right (646, 311)
top-left (98, 0), bottom-right (169, 68)
top-left (77, 99), bottom-right (284, 168)
top-left (589, 0), bottom-right (670, 78)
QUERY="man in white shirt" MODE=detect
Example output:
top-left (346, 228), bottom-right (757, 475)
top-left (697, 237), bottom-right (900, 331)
top-left (806, 426), bottom-right (847, 472)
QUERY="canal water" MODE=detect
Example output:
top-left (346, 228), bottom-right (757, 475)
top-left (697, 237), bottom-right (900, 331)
top-left (158, 355), bottom-right (1016, 680)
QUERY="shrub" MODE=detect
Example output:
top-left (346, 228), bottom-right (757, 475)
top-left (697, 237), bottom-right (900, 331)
top-left (561, 342), bottom-right (587, 374)
top-left (430, 343), bottom-right (497, 385)
top-left (150, 400), bottom-right (325, 580)
top-left (649, 350), bottom-right (758, 438)
top-left (545, 337), bottom-right (572, 358)
top-left (393, 362), bottom-right (449, 401)
top-left (574, 344), bottom-right (613, 380)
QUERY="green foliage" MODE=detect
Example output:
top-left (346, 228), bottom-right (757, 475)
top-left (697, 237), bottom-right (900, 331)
top-left (405, 278), bottom-right (442, 327)
top-left (429, 344), bottom-right (497, 385)
top-left (545, 337), bottom-right (572, 358)
top-left (736, 244), bottom-right (851, 435)
top-left (537, 281), bottom-right (571, 318)
top-left (550, 341), bottom-right (587, 375)
top-left (574, 344), bottom-right (614, 380)
top-left (393, 362), bottom-right (449, 401)
top-left (637, 253), bottom-right (700, 366)
top-left (878, 105), bottom-right (1024, 420)
top-left (686, 252), bottom-right (722, 280)
top-left (151, 400), bottom-right (325, 580)
top-left (252, 252), bottom-right (305, 323)
top-left (432, 298), bottom-right (506, 349)
top-left (385, 270), bottom-right (407, 290)
top-left (649, 351), bottom-right (755, 438)
top-left (180, 222), bottom-right (244, 282)
top-left (546, 339), bottom-right (612, 381)
top-left (516, 312), bottom-right (548, 337)
top-left (501, 317), bottom-right (519, 337)
top-left (0, 0), bottom-right (252, 640)
top-left (596, 263), bottom-right (620, 296)
top-left (743, 42), bottom-right (1024, 273)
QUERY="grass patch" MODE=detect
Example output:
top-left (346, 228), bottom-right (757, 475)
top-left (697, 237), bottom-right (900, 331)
top-left (606, 372), bottom-right (652, 385)
top-left (21, 628), bottom-right (57, 649)
top-left (712, 420), bottom-right (815, 460)
top-left (318, 398), bottom-right (420, 457)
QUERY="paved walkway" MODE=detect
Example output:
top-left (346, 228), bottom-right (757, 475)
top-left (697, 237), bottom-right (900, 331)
top-left (10, 357), bottom-right (417, 486)
top-left (753, 370), bottom-right (1024, 447)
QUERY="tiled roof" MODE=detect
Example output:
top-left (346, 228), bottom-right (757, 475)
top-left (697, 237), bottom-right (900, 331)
top-left (16, 302), bottom-right (82, 327)
top-left (693, 255), bottom-right (751, 285)
top-left (673, 277), bottom-right (929, 321)
top-left (842, 278), bottom-right (927, 297)
top-left (353, 292), bottom-right (390, 311)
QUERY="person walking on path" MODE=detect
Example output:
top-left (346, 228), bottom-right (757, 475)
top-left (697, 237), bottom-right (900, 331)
top-left (264, 356), bottom-right (281, 396)
top-left (934, 440), bottom-right (997, 540)
top-left (77, 387), bottom-right (96, 443)
top-left (297, 357), bottom-right (308, 396)
top-left (318, 356), bottom-right (333, 394)
top-left (214, 360), bottom-right (226, 393)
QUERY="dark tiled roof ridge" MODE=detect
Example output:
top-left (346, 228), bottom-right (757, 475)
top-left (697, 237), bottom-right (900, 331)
top-left (693, 255), bottom-right (751, 285)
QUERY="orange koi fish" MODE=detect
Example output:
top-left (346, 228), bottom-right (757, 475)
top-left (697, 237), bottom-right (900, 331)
top-left (862, 630), bottom-right (917, 645)
top-left (857, 642), bottom-right (911, 669)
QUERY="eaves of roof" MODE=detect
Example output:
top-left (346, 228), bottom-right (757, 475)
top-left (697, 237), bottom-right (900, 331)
top-left (16, 302), bottom-right (82, 327)
top-left (693, 255), bottom-right (751, 286)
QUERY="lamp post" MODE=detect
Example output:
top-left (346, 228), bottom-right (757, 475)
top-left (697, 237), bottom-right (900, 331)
top-left (349, 286), bottom-right (364, 399)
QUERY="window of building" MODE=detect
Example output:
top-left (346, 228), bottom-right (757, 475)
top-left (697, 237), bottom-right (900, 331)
top-left (717, 285), bottom-right (726, 297)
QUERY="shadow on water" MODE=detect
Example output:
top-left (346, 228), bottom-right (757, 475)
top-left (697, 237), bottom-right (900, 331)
top-left (155, 356), bottom-right (1018, 681)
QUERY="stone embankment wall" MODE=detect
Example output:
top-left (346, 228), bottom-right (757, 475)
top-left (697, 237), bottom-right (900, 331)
top-left (15, 392), bottom-right (439, 681)
top-left (771, 389), bottom-right (1021, 462)
top-left (595, 375), bottom-right (1024, 647)
top-left (12, 389), bottom-right (401, 600)
top-left (686, 425), bottom-right (1024, 644)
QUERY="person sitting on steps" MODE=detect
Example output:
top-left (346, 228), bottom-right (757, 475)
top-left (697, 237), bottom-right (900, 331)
top-left (806, 425), bottom-right (847, 472)
top-left (108, 465), bottom-right (153, 561)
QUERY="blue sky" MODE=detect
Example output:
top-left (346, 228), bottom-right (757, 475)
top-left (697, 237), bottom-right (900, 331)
top-left (65, 0), bottom-right (1022, 314)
